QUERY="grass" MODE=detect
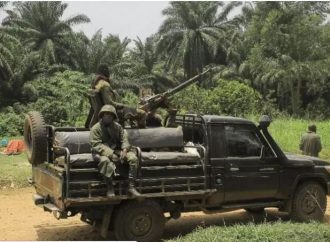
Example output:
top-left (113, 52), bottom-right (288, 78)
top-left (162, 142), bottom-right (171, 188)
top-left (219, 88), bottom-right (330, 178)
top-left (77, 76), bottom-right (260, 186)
top-left (0, 148), bottom-right (31, 189)
top-left (268, 118), bottom-right (330, 160)
top-left (166, 221), bottom-right (330, 242)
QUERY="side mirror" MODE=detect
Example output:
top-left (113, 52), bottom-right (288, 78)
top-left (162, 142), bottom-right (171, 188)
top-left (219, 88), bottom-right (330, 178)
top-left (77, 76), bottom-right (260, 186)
top-left (259, 115), bottom-right (271, 129)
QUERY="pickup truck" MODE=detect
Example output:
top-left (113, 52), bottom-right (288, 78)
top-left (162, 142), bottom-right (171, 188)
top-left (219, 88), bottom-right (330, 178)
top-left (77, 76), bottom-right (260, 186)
top-left (24, 112), bottom-right (330, 242)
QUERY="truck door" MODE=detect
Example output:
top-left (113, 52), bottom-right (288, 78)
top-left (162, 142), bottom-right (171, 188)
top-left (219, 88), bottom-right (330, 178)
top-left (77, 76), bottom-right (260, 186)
top-left (222, 124), bottom-right (280, 202)
top-left (207, 124), bottom-right (226, 205)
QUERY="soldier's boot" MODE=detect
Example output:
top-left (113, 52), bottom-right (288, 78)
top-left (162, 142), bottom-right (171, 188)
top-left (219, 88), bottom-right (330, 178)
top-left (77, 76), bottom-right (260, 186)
top-left (127, 166), bottom-right (141, 197)
top-left (105, 177), bottom-right (115, 197)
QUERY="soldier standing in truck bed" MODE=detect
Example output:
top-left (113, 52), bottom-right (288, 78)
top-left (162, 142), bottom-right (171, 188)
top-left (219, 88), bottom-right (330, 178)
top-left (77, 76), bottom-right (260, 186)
top-left (90, 105), bottom-right (141, 197)
top-left (92, 64), bottom-right (147, 128)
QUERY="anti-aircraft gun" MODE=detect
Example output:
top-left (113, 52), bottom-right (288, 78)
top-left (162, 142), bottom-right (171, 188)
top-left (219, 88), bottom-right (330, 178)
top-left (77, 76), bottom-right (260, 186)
top-left (138, 68), bottom-right (211, 113)
top-left (86, 69), bottom-right (211, 128)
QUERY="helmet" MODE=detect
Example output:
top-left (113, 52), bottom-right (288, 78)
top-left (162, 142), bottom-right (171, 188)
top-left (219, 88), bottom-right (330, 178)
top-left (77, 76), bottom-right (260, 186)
top-left (98, 105), bottom-right (118, 119)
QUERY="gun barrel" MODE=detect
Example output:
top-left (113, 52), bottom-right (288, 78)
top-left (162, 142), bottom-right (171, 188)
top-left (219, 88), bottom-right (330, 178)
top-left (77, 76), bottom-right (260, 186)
top-left (138, 68), bottom-right (212, 111)
top-left (165, 68), bottom-right (211, 97)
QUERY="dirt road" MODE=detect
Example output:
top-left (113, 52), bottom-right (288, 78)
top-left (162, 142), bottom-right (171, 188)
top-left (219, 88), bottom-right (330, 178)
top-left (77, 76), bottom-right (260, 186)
top-left (0, 187), bottom-right (329, 241)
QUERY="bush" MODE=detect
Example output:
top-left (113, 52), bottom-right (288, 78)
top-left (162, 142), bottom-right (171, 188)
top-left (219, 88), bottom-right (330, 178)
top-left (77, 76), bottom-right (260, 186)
top-left (174, 79), bottom-right (262, 117)
top-left (305, 97), bottom-right (330, 120)
top-left (0, 107), bottom-right (24, 136)
top-left (26, 70), bottom-right (91, 126)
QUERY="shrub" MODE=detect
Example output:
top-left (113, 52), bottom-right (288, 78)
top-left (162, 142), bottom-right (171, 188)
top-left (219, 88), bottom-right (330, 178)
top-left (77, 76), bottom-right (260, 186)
top-left (174, 79), bottom-right (262, 117)
top-left (26, 70), bottom-right (91, 126)
top-left (0, 107), bottom-right (24, 136)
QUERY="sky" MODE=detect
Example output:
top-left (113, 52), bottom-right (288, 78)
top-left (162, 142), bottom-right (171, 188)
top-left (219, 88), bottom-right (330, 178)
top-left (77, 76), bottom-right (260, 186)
top-left (63, 1), bottom-right (169, 41)
top-left (0, 1), bottom-right (243, 43)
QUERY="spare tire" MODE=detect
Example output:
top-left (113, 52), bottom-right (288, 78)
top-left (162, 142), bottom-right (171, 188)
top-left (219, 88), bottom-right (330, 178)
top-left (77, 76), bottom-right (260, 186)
top-left (24, 111), bottom-right (47, 165)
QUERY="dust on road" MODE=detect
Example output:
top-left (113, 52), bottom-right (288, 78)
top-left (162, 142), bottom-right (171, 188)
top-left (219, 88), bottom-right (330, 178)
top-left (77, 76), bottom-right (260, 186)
top-left (0, 187), bottom-right (329, 241)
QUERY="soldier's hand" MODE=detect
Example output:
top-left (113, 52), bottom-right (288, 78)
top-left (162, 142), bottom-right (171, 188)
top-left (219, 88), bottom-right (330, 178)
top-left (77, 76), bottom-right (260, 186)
top-left (120, 149), bottom-right (128, 161)
top-left (111, 153), bottom-right (120, 162)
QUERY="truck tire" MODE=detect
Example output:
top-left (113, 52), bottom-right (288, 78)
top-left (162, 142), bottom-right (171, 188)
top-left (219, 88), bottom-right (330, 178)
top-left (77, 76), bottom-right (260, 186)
top-left (113, 200), bottom-right (165, 242)
top-left (291, 182), bottom-right (326, 222)
top-left (24, 111), bottom-right (47, 165)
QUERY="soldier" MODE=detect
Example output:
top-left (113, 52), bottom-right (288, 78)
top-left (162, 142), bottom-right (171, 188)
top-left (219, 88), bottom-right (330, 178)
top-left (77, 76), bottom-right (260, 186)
top-left (299, 124), bottom-right (322, 157)
top-left (92, 63), bottom-right (125, 109)
top-left (92, 64), bottom-right (147, 128)
top-left (90, 105), bottom-right (141, 197)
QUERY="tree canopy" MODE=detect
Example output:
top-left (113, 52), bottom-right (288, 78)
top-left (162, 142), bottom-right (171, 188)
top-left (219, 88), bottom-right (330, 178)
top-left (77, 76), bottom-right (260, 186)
top-left (2, 1), bottom-right (330, 135)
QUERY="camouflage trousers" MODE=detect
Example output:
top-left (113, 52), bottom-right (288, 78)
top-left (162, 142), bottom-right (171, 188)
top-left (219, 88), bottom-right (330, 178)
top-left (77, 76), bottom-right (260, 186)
top-left (95, 150), bottom-right (138, 178)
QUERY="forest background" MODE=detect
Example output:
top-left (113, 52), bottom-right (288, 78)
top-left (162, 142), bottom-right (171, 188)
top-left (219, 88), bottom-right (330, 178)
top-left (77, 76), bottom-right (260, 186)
top-left (1, 1), bottom-right (330, 155)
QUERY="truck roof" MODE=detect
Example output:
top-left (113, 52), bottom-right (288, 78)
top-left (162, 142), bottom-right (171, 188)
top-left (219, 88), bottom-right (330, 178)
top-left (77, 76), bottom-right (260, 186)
top-left (202, 115), bottom-right (255, 125)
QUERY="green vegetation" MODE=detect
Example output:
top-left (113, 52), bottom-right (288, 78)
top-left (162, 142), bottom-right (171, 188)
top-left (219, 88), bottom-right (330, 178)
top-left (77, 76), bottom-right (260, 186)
top-left (166, 221), bottom-right (330, 242)
top-left (0, 151), bottom-right (31, 188)
top-left (174, 80), bottom-right (262, 116)
top-left (1, 2), bottom-right (330, 138)
top-left (269, 119), bottom-right (330, 160)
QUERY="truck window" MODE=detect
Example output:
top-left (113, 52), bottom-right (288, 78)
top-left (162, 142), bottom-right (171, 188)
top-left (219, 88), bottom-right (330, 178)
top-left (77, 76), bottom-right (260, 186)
top-left (224, 125), bottom-right (263, 157)
top-left (209, 125), bottom-right (226, 158)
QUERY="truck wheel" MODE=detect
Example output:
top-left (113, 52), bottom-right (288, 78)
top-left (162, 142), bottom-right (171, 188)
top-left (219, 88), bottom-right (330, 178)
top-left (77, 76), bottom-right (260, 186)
top-left (113, 200), bottom-right (165, 242)
top-left (24, 111), bottom-right (47, 165)
top-left (245, 207), bottom-right (265, 214)
top-left (291, 182), bottom-right (326, 222)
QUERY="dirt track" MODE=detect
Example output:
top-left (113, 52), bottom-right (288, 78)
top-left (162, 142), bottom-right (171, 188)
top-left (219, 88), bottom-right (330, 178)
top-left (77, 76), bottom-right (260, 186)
top-left (0, 187), bottom-right (329, 241)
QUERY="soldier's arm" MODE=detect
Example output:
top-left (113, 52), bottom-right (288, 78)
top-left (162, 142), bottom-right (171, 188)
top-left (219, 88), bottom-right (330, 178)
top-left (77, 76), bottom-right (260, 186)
top-left (90, 126), bottom-right (114, 157)
top-left (120, 127), bottom-right (130, 150)
top-left (96, 81), bottom-right (125, 108)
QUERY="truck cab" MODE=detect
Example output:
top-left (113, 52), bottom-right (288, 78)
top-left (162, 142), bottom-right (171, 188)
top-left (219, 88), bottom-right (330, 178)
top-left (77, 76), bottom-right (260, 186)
top-left (24, 112), bottom-right (330, 242)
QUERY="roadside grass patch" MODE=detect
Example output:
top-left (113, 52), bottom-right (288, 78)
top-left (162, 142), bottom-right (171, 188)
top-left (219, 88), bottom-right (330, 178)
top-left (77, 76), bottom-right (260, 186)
top-left (167, 221), bottom-right (330, 242)
top-left (269, 118), bottom-right (330, 161)
top-left (0, 151), bottom-right (31, 189)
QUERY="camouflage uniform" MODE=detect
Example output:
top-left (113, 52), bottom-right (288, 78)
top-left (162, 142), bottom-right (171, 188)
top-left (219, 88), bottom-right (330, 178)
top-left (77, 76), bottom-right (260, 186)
top-left (90, 105), bottom-right (141, 197)
top-left (299, 127), bottom-right (322, 157)
top-left (90, 105), bottom-right (137, 178)
top-left (94, 77), bottom-right (147, 128)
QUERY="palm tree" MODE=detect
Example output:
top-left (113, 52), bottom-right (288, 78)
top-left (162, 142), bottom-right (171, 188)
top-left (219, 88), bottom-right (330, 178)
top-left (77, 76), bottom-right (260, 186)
top-left (131, 36), bottom-right (178, 93)
top-left (2, 1), bottom-right (90, 65)
top-left (0, 2), bottom-right (20, 82)
top-left (157, 1), bottom-right (241, 78)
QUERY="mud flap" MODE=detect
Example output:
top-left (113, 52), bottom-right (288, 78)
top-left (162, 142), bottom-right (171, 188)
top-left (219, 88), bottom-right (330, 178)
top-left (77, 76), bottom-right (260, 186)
top-left (100, 207), bottom-right (113, 239)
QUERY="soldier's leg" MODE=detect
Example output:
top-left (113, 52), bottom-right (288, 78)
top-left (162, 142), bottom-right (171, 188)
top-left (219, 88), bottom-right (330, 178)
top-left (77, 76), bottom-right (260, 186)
top-left (97, 156), bottom-right (116, 197)
top-left (126, 150), bottom-right (141, 197)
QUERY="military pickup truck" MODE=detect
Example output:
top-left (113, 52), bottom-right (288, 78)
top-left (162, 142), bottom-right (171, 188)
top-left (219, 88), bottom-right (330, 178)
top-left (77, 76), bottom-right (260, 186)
top-left (24, 112), bottom-right (330, 242)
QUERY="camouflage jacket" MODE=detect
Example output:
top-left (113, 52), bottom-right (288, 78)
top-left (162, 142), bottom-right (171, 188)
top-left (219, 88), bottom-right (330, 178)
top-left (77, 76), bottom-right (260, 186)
top-left (299, 131), bottom-right (322, 157)
top-left (94, 79), bottom-right (124, 109)
top-left (90, 121), bottom-right (130, 157)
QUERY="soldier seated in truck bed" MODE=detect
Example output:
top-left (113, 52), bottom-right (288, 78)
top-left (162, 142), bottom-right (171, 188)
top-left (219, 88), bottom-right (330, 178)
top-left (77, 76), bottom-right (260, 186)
top-left (90, 105), bottom-right (141, 197)
top-left (51, 112), bottom-right (203, 199)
